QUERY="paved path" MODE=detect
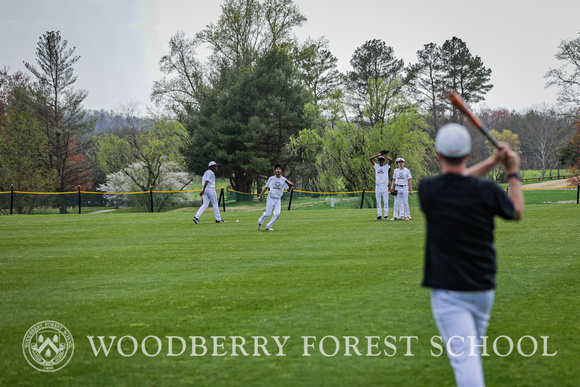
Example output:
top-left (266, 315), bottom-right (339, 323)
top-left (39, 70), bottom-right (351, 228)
top-left (524, 179), bottom-right (575, 188)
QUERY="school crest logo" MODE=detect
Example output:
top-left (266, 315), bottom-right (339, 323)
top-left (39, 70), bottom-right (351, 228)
top-left (22, 321), bottom-right (74, 372)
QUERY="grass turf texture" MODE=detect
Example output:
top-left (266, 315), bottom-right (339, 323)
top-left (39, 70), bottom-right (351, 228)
top-left (0, 204), bottom-right (578, 386)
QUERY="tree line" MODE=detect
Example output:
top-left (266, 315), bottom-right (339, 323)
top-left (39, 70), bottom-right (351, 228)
top-left (1, 0), bottom-right (579, 213)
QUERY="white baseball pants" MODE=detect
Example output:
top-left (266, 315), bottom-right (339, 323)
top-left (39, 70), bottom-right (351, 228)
top-left (375, 185), bottom-right (389, 217)
top-left (195, 189), bottom-right (222, 221)
top-left (431, 289), bottom-right (495, 387)
top-left (258, 196), bottom-right (282, 228)
top-left (393, 185), bottom-right (410, 218)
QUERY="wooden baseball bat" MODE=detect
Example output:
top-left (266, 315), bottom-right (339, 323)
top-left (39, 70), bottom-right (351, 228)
top-left (446, 91), bottom-right (501, 149)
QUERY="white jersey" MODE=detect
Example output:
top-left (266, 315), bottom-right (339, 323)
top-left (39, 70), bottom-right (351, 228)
top-left (266, 176), bottom-right (289, 199)
top-left (373, 163), bottom-right (390, 186)
top-left (201, 169), bottom-right (216, 189)
top-left (393, 167), bottom-right (412, 186)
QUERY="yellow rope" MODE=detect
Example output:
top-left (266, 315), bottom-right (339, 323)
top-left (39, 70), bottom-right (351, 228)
top-left (1, 185), bottom-right (576, 195)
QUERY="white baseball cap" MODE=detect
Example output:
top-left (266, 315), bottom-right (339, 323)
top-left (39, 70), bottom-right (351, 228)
top-left (396, 157), bottom-right (405, 163)
top-left (435, 123), bottom-right (472, 157)
top-left (208, 161), bottom-right (218, 167)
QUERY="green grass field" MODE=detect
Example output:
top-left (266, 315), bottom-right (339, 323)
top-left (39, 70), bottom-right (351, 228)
top-left (1, 202), bottom-right (579, 386)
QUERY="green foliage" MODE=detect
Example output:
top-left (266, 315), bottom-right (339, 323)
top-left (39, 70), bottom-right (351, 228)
top-left (0, 87), bottom-right (57, 212)
top-left (290, 89), bottom-right (432, 191)
top-left (95, 119), bottom-right (191, 191)
top-left (190, 47), bottom-right (310, 192)
top-left (440, 37), bottom-right (493, 106)
top-left (411, 37), bottom-right (493, 131)
top-left (198, 0), bottom-right (306, 69)
top-left (293, 37), bottom-right (344, 104)
top-left (347, 39), bottom-right (408, 124)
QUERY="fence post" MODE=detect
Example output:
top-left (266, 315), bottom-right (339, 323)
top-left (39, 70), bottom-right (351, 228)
top-left (360, 187), bottom-right (366, 209)
top-left (10, 184), bottom-right (14, 215)
top-left (78, 185), bottom-right (81, 214)
top-left (219, 189), bottom-right (225, 213)
top-left (577, 182), bottom-right (579, 204)
top-left (150, 187), bottom-right (154, 213)
top-left (287, 188), bottom-right (294, 211)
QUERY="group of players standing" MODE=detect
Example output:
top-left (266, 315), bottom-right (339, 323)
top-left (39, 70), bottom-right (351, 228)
top-left (369, 151), bottom-right (413, 221)
top-left (192, 154), bottom-right (413, 228)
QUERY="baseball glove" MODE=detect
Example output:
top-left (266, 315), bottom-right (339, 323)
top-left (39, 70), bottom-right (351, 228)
top-left (380, 149), bottom-right (389, 155)
top-left (390, 189), bottom-right (398, 196)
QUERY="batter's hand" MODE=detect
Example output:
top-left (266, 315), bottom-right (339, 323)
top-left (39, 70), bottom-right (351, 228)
top-left (501, 144), bottom-right (520, 173)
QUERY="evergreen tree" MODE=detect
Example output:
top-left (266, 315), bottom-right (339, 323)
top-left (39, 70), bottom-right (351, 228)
top-left (190, 47), bottom-right (310, 193)
top-left (24, 31), bottom-right (95, 213)
top-left (347, 39), bottom-right (409, 125)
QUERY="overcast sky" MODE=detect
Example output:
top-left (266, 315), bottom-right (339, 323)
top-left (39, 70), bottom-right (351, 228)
top-left (2, 0), bottom-right (579, 115)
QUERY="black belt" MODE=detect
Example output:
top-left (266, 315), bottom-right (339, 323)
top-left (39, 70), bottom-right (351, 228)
top-left (396, 185), bottom-right (406, 187)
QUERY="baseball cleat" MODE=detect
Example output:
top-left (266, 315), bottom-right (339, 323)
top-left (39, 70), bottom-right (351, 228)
top-left (405, 217), bottom-right (410, 220)
top-left (375, 216), bottom-right (382, 220)
top-left (257, 222), bottom-right (262, 230)
top-left (390, 217), bottom-right (397, 221)
top-left (216, 220), bottom-right (226, 223)
top-left (266, 226), bottom-right (274, 231)
top-left (193, 217), bottom-right (200, 224)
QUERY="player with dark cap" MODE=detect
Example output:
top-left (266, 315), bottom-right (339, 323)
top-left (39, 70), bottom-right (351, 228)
top-left (419, 123), bottom-right (523, 387)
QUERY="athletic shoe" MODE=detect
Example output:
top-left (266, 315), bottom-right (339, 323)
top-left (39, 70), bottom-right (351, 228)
top-left (193, 217), bottom-right (200, 224)
top-left (216, 220), bottom-right (226, 223)
top-left (257, 222), bottom-right (262, 230)
top-left (266, 226), bottom-right (274, 231)
top-left (405, 217), bottom-right (410, 220)
top-left (375, 216), bottom-right (382, 220)
top-left (390, 217), bottom-right (397, 221)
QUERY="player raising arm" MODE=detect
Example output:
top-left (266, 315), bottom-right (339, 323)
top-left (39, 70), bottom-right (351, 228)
top-left (369, 150), bottom-right (393, 220)
top-left (257, 164), bottom-right (294, 231)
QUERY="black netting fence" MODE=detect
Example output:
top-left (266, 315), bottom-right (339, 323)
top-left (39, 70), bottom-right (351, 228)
top-left (0, 184), bottom-right (578, 215)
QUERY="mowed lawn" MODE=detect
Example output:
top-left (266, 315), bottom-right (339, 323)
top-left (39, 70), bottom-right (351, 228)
top-left (0, 203), bottom-right (578, 386)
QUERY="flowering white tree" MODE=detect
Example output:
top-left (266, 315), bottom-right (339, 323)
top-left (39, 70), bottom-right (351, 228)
top-left (97, 161), bottom-right (194, 210)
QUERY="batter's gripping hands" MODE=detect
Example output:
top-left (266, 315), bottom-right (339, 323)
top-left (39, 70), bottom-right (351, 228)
top-left (390, 189), bottom-right (398, 196)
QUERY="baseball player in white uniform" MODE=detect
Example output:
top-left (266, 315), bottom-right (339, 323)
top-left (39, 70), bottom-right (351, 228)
top-left (257, 164), bottom-right (293, 231)
top-left (369, 152), bottom-right (393, 220)
top-left (193, 161), bottom-right (225, 224)
top-left (390, 158), bottom-right (413, 220)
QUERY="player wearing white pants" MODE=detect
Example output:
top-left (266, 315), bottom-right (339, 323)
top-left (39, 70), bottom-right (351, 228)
top-left (390, 158), bottom-right (413, 220)
top-left (369, 152), bottom-right (393, 220)
top-left (420, 123), bottom-right (523, 387)
top-left (193, 161), bottom-right (225, 224)
top-left (257, 164), bottom-right (293, 231)
top-left (258, 195), bottom-right (283, 230)
top-left (431, 289), bottom-right (494, 387)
